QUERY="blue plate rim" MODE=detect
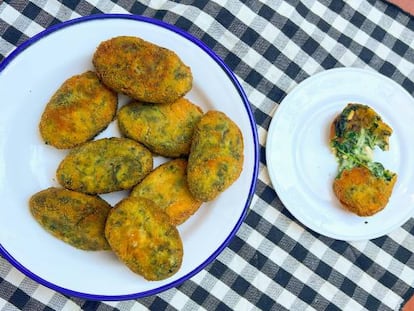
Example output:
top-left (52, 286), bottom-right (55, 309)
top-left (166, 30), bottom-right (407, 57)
top-left (0, 13), bottom-right (260, 301)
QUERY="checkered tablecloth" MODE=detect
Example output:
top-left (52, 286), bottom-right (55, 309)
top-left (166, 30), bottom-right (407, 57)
top-left (1, 1), bottom-right (414, 310)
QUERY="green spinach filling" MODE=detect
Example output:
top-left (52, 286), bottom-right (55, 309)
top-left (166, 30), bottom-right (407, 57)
top-left (331, 104), bottom-right (395, 181)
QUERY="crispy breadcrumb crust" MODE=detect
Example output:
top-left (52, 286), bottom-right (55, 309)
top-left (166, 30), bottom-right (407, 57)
top-left (57, 137), bottom-right (153, 194)
top-left (29, 187), bottom-right (111, 250)
top-left (333, 166), bottom-right (397, 216)
top-left (93, 36), bottom-right (192, 104)
top-left (105, 197), bottom-right (183, 281)
top-left (330, 103), bottom-right (396, 216)
top-left (118, 98), bottom-right (203, 157)
top-left (39, 71), bottom-right (117, 149)
top-left (187, 111), bottom-right (244, 202)
top-left (131, 159), bottom-right (202, 225)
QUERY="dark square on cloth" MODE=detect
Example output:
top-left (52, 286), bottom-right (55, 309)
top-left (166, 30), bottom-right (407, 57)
top-left (22, 2), bottom-right (42, 20)
top-left (9, 288), bottom-right (30, 310)
top-left (3, 25), bottom-right (25, 46)
top-left (189, 286), bottom-right (209, 305)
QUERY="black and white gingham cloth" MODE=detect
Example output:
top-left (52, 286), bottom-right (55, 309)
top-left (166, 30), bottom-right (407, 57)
top-left (1, 1), bottom-right (414, 310)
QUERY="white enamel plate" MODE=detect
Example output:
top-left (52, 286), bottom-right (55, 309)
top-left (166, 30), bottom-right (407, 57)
top-left (266, 67), bottom-right (414, 241)
top-left (0, 15), bottom-right (259, 300)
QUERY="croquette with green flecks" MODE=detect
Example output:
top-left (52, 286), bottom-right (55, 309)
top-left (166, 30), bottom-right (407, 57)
top-left (118, 98), bottom-right (203, 157)
top-left (330, 103), bottom-right (393, 173)
top-left (29, 187), bottom-right (111, 250)
top-left (105, 197), bottom-right (183, 281)
top-left (93, 36), bottom-right (192, 104)
top-left (57, 137), bottom-right (153, 194)
top-left (330, 103), bottom-right (397, 216)
top-left (187, 110), bottom-right (244, 202)
top-left (39, 71), bottom-right (117, 149)
top-left (131, 158), bottom-right (202, 225)
top-left (333, 166), bottom-right (397, 216)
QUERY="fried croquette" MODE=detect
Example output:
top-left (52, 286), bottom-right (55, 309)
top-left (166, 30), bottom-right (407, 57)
top-left (118, 98), bottom-right (203, 157)
top-left (57, 137), bottom-right (153, 194)
top-left (92, 36), bottom-right (192, 104)
top-left (330, 103), bottom-right (393, 170)
top-left (330, 103), bottom-right (397, 216)
top-left (187, 110), bottom-right (244, 202)
top-left (333, 166), bottom-right (397, 216)
top-left (330, 103), bottom-right (392, 149)
top-left (39, 71), bottom-right (117, 149)
top-left (131, 159), bottom-right (202, 225)
top-left (105, 197), bottom-right (183, 281)
top-left (29, 187), bottom-right (111, 250)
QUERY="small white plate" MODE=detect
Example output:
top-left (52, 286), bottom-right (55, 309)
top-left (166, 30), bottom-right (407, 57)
top-left (266, 67), bottom-right (414, 241)
top-left (0, 15), bottom-right (259, 300)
